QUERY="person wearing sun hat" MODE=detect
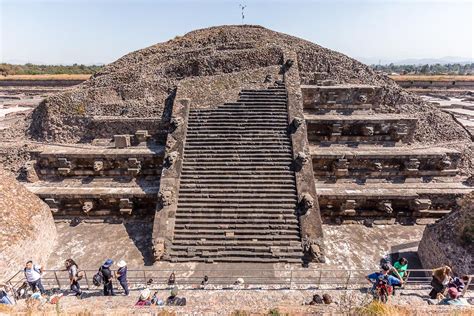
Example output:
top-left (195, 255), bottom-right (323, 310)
top-left (99, 259), bottom-right (115, 296)
top-left (116, 260), bottom-right (129, 296)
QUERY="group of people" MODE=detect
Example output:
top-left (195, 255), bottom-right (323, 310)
top-left (428, 265), bottom-right (470, 306)
top-left (0, 257), bottom-right (471, 308)
top-left (365, 257), bottom-right (471, 306)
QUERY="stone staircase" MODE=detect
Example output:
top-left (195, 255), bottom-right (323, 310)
top-left (169, 86), bottom-right (303, 263)
top-left (303, 83), bottom-right (473, 224)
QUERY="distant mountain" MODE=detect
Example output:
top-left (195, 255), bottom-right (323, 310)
top-left (356, 56), bottom-right (474, 66)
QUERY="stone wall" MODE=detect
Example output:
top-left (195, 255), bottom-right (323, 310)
top-left (417, 193), bottom-right (473, 275)
top-left (0, 169), bottom-right (57, 282)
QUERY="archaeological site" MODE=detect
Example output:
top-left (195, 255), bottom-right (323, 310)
top-left (0, 25), bottom-right (472, 312)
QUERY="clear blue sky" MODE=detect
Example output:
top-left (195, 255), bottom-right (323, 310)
top-left (1, 0), bottom-right (473, 65)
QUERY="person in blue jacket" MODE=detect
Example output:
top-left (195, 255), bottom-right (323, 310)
top-left (367, 264), bottom-right (403, 292)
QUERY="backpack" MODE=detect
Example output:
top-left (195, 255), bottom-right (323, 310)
top-left (92, 270), bottom-right (103, 286)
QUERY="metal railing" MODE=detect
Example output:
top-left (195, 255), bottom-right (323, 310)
top-left (5, 268), bottom-right (473, 295)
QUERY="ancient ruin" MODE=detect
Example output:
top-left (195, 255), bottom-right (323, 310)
top-left (0, 25), bottom-right (472, 268)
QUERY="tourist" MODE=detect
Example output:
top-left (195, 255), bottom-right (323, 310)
top-left (305, 294), bottom-right (323, 305)
top-left (135, 288), bottom-right (152, 306)
top-left (0, 286), bottom-right (13, 305)
top-left (367, 264), bottom-right (402, 294)
top-left (322, 294), bottom-right (335, 305)
top-left (65, 259), bottom-right (82, 298)
top-left (99, 259), bottom-right (115, 296)
top-left (24, 261), bottom-right (45, 294)
top-left (166, 287), bottom-right (186, 306)
top-left (438, 287), bottom-right (470, 306)
top-left (448, 275), bottom-right (470, 294)
top-left (200, 275), bottom-right (209, 288)
top-left (429, 266), bottom-right (451, 299)
top-left (116, 260), bottom-right (129, 296)
top-left (168, 272), bottom-right (176, 286)
top-left (392, 258), bottom-right (408, 280)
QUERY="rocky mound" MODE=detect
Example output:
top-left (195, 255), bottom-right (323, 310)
top-left (29, 25), bottom-right (470, 151)
top-left (418, 193), bottom-right (473, 275)
top-left (0, 169), bottom-right (57, 282)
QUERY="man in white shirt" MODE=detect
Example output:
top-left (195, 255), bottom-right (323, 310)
top-left (24, 261), bottom-right (45, 294)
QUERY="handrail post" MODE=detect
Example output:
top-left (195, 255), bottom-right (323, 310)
top-left (84, 271), bottom-right (90, 290)
top-left (462, 275), bottom-right (472, 297)
top-left (405, 270), bottom-right (411, 287)
top-left (345, 270), bottom-right (351, 290)
top-left (289, 270), bottom-right (293, 290)
top-left (54, 271), bottom-right (61, 290)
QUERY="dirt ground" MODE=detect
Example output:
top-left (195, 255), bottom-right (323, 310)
top-left (44, 222), bottom-right (425, 272)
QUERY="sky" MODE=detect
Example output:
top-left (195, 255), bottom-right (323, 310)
top-left (0, 0), bottom-right (473, 65)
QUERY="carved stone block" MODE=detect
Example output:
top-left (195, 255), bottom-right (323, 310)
top-left (57, 167), bottom-right (71, 176)
top-left (373, 162), bottom-right (383, 172)
top-left (333, 158), bottom-right (349, 176)
top-left (93, 160), bottom-right (104, 172)
top-left (114, 135), bottom-right (131, 148)
top-left (288, 117), bottom-right (304, 134)
top-left (24, 161), bottom-right (39, 183)
top-left (127, 158), bottom-right (141, 175)
top-left (44, 198), bottom-right (59, 213)
top-left (437, 155), bottom-right (452, 170)
top-left (135, 130), bottom-right (149, 143)
top-left (405, 158), bottom-right (420, 172)
top-left (378, 200), bottom-right (393, 214)
top-left (298, 193), bottom-right (314, 215)
top-left (164, 151), bottom-right (178, 168)
top-left (119, 198), bottom-right (133, 215)
top-left (294, 152), bottom-right (309, 170)
top-left (412, 198), bottom-right (432, 211)
top-left (82, 201), bottom-right (94, 213)
top-left (158, 189), bottom-right (174, 207)
top-left (170, 117), bottom-right (184, 133)
top-left (361, 125), bottom-right (374, 136)
top-left (391, 123), bottom-right (408, 140)
top-left (331, 123), bottom-right (342, 136)
top-left (341, 199), bottom-right (357, 216)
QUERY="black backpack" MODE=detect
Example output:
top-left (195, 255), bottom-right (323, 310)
top-left (92, 269), bottom-right (103, 286)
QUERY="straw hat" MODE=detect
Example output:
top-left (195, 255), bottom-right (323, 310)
top-left (117, 260), bottom-right (127, 268)
top-left (140, 288), bottom-right (151, 300)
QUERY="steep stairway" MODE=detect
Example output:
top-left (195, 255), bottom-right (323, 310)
top-left (170, 86), bottom-right (303, 263)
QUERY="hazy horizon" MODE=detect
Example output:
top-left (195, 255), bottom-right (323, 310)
top-left (1, 0), bottom-right (473, 65)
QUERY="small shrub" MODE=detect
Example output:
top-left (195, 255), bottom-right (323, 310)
top-left (356, 301), bottom-right (411, 316)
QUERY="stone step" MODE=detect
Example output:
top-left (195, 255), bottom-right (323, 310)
top-left (175, 208), bottom-right (296, 215)
top-left (185, 143), bottom-right (291, 149)
top-left (170, 245), bottom-right (301, 254)
top-left (187, 130), bottom-right (288, 135)
top-left (174, 223), bottom-right (299, 230)
top-left (169, 249), bottom-right (302, 258)
top-left (178, 204), bottom-right (296, 210)
top-left (183, 153), bottom-right (292, 158)
top-left (179, 187), bottom-right (295, 193)
top-left (178, 192), bottom-right (297, 199)
top-left (173, 234), bottom-right (300, 241)
top-left (171, 239), bottom-right (299, 247)
top-left (189, 113), bottom-right (288, 119)
top-left (187, 123), bottom-right (288, 129)
top-left (180, 174), bottom-right (294, 181)
top-left (181, 170), bottom-right (293, 176)
top-left (183, 161), bottom-right (291, 167)
top-left (182, 165), bottom-right (291, 171)
top-left (184, 148), bottom-right (292, 154)
top-left (179, 179), bottom-right (295, 185)
top-left (178, 197), bottom-right (297, 204)
top-left (179, 183), bottom-right (295, 189)
top-left (174, 217), bottom-right (298, 224)
top-left (168, 256), bottom-right (302, 263)
top-left (188, 118), bottom-right (288, 124)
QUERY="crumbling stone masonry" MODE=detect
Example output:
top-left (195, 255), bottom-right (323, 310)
top-left (0, 169), bottom-right (57, 282)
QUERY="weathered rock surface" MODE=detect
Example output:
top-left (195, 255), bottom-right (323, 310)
top-left (28, 25), bottom-right (471, 150)
top-left (418, 192), bottom-right (473, 275)
top-left (0, 169), bottom-right (57, 282)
